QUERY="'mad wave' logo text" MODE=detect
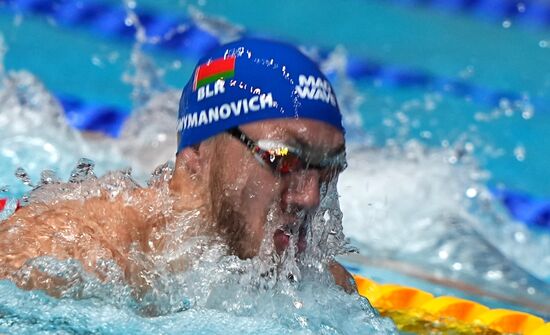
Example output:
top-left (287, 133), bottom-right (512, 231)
top-left (294, 75), bottom-right (336, 107)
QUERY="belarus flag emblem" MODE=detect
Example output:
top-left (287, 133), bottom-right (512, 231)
top-left (193, 56), bottom-right (236, 91)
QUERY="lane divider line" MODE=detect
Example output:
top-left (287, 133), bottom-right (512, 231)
top-left (354, 274), bottom-right (549, 334)
top-left (1, 1), bottom-right (548, 226)
top-left (379, 0), bottom-right (550, 30)
top-left (1, 0), bottom-right (546, 112)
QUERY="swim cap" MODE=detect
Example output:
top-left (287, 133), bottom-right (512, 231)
top-left (177, 38), bottom-right (343, 152)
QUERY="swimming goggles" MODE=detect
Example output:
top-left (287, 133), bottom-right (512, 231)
top-left (227, 127), bottom-right (347, 180)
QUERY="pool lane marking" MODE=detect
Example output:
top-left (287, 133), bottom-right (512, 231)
top-left (0, 0), bottom-right (547, 113)
top-left (371, 0), bottom-right (550, 30)
top-left (344, 253), bottom-right (550, 316)
top-left (1, 1), bottom-right (549, 227)
top-left (354, 273), bottom-right (549, 334)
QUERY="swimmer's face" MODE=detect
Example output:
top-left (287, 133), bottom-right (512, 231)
top-left (209, 119), bottom-right (345, 259)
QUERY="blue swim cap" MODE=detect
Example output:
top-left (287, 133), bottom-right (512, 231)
top-left (177, 38), bottom-right (343, 152)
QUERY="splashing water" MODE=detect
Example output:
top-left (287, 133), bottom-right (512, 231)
top-left (0, 158), bottom-right (396, 334)
top-left (0, 4), bottom-right (549, 332)
top-left (339, 143), bottom-right (550, 306)
top-left (0, 13), bottom-right (398, 333)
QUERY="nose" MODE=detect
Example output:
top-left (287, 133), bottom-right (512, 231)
top-left (282, 170), bottom-right (322, 210)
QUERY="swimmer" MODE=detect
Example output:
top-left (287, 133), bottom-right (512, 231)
top-left (0, 38), bottom-right (355, 297)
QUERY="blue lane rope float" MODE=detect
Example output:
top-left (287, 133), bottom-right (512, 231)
top-left (492, 188), bottom-right (550, 229)
top-left (57, 94), bottom-right (130, 137)
top-left (1, 0), bottom-right (221, 57)
top-left (2, 90), bottom-right (550, 229)
top-left (383, 0), bottom-right (550, 30)
top-left (0, 0), bottom-right (549, 227)
top-left (0, 0), bottom-right (547, 113)
top-left (1, 91), bottom-right (549, 230)
top-left (343, 56), bottom-right (538, 108)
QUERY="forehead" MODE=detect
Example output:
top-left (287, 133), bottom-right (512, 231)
top-left (240, 119), bottom-right (345, 151)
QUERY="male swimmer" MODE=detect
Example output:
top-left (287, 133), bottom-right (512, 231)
top-left (0, 38), bottom-right (355, 296)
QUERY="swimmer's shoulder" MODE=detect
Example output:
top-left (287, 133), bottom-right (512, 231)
top-left (0, 186), bottom-right (162, 273)
top-left (329, 261), bottom-right (357, 294)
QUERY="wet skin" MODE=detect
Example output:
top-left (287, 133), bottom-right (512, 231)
top-left (0, 119), bottom-right (356, 296)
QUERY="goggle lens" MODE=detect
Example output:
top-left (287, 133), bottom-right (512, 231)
top-left (259, 146), bottom-right (343, 180)
top-left (228, 127), bottom-right (346, 181)
top-left (258, 149), bottom-right (303, 174)
top-left (275, 153), bottom-right (303, 174)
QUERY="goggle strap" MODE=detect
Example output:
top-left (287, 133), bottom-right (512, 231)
top-left (227, 127), bottom-right (347, 174)
top-left (227, 127), bottom-right (256, 151)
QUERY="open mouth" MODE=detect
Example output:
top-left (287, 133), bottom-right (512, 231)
top-left (273, 223), bottom-right (307, 254)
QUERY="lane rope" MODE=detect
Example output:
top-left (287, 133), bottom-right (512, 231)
top-left (0, 0), bottom-right (546, 113)
top-left (354, 274), bottom-right (549, 334)
top-left (377, 0), bottom-right (550, 30)
top-left (0, 0), bottom-right (548, 226)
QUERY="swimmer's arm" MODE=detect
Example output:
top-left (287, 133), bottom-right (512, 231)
top-left (329, 261), bottom-right (357, 294)
top-left (0, 196), bottom-right (151, 295)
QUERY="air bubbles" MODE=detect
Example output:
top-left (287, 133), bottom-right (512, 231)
top-left (485, 270), bottom-right (503, 280)
top-left (423, 94), bottom-right (439, 111)
top-left (296, 315), bottom-right (309, 328)
top-left (521, 104), bottom-right (534, 119)
top-left (124, 17), bottom-right (134, 27)
top-left (420, 131), bottom-right (432, 139)
top-left (498, 98), bottom-right (514, 117)
top-left (458, 65), bottom-right (475, 79)
top-left (452, 262), bottom-right (463, 271)
top-left (502, 19), bottom-right (512, 29)
top-left (448, 155), bottom-right (458, 165)
top-left (465, 187), bottom-right (478, 198)
top-left (91, 55), bottom-right (104, 68)
top-left (171, 60), bottom-right (182, 69)
top-left (126, 0), bottom-right (137, 9)
top-left (513, 145), bottom-right (526, 162)
top-left (516, 2), bottom-right (526, 13)
top-left (108, 52), bottom-right (120, 64)
top-left (464, 142), bottom-right (474, 153)
top-left (323, 210), bottom-right (331, 223)
top-left (156, 133), bottom-right (167, 142)
top-left (539, 40), bottom-right (549, 48)
top-left (15, 167), bottom-right (33, 187)
top-left (514, 231), bottom-right (526, 243)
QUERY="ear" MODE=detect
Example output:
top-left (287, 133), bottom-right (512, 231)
top-left (171, 145), bottom-right (209, 210)
top-left (177, 145), bottom-right (202, 175)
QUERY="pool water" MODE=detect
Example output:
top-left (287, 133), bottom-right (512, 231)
top-left (0, 0), bottom-right (549, 333)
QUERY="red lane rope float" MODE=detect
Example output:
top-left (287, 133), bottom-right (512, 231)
top-left (354, 275), bottom-right (548, 334)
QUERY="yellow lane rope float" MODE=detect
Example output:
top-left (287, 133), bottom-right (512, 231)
top-left (354, 275), bottom-right (548, 334)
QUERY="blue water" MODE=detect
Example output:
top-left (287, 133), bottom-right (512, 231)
top-left (1, 0), bottom-right (548, 196)
top-left (0, 0), bottom-right (549, 332)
